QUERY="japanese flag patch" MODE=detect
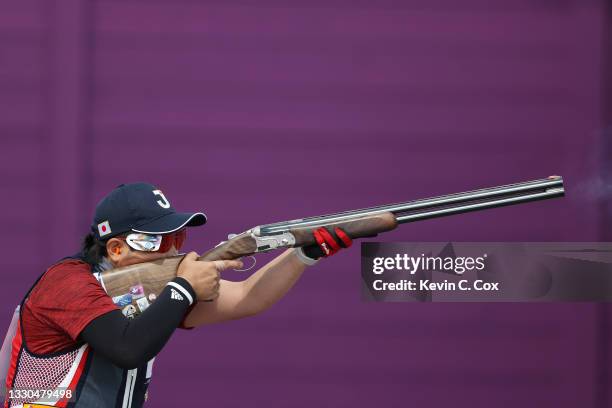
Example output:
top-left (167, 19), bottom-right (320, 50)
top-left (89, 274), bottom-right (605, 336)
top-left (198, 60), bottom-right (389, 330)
top-left (98, 220), bottom-right (111, 237)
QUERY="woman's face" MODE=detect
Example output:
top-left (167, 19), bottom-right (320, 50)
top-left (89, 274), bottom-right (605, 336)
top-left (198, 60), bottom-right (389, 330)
top-left (106, 238), bottom-right (179, 267)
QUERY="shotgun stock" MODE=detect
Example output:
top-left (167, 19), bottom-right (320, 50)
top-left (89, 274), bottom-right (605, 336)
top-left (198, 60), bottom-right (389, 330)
top-left (98, 176), bottom-right (564, 317)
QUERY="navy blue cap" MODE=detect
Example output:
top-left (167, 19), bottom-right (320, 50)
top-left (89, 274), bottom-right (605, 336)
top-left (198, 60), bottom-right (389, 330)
top-left (91, 183), bottom-right (206, 240)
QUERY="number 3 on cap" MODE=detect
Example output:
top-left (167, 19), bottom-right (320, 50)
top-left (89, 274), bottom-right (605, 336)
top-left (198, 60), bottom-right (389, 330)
top-left (153, 190), bottom-right (170, 209)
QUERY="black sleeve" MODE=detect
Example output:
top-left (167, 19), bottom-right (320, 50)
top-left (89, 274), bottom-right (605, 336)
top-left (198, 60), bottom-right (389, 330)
top-left (79, 277), bottom-right (196, 369)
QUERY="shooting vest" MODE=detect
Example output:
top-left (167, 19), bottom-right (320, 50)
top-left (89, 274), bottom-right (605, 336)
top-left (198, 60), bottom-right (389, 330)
top-left (2, 254), bottom-right (154, 408)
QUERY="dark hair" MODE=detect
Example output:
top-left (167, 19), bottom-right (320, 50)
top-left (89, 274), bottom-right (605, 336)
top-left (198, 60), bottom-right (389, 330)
top-left (81, 232), bottom-right (109, 266)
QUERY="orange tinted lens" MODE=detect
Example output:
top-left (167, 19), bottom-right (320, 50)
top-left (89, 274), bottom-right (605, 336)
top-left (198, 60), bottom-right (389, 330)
top-left (175, 228), bottom-right (186, 250)
top-left (158, 229), bottom-right (186, 253)
top-left (158, 235), bottom-right (173, 253)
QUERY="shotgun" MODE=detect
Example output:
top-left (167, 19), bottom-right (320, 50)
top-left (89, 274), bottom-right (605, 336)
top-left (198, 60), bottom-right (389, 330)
top-left (97, 176), bottom-right (564, 315)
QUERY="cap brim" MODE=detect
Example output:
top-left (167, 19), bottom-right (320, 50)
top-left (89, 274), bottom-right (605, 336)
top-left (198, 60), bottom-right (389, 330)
top-left (131, 212), bottom-right (207, 234)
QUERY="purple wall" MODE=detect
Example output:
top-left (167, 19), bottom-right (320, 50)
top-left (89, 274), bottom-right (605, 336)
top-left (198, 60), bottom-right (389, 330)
top-left (0, 0), bottom-right (609, 406)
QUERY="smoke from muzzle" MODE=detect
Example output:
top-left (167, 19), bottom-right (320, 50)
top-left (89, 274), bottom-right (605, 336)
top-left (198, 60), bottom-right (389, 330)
top-left (568, 126), bottom-right (612, 203)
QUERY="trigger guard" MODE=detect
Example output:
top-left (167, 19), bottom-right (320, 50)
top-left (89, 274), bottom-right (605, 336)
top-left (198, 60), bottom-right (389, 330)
top-left (233, 256), bottom-right (257, 272)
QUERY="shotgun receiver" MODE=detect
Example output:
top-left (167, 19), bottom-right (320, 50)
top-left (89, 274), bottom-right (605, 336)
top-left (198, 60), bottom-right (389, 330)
top-left (98, 176), bottom-right (564, 315)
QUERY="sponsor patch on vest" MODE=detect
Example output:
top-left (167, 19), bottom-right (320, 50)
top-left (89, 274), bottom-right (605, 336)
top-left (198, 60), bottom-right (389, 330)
top-left (129, 284), bottom-right (145, 299)
top-left (136, 297), bottom-right (150, 312)
top-left (122, 305), bottom-right (137, 319)
top-left (112, 293), bottom-right (133, 307)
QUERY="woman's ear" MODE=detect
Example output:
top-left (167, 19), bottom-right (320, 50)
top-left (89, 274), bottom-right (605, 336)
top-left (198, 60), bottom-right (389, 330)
top-left (106, 238), bottom-right (126, 263)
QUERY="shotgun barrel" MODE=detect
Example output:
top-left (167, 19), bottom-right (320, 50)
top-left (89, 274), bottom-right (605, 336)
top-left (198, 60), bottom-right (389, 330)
top-left (258, 176), bottom-right (564, 235)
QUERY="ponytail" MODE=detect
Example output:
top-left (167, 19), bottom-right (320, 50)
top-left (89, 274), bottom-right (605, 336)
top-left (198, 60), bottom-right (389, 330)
top-left (80, 232), bottom-right (108, 266)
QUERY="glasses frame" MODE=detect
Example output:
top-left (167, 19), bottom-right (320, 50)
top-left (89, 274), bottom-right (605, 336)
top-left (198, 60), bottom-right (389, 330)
top-left (120, 229), bottom-right (187, 253)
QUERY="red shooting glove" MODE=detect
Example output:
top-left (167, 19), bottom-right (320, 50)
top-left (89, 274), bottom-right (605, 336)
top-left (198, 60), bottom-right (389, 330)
top-left (300, 227), bottom-right (353, 261)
